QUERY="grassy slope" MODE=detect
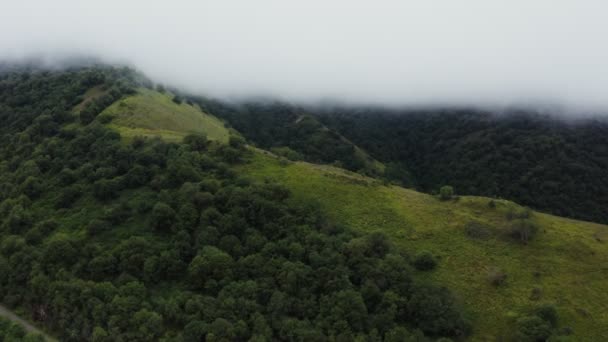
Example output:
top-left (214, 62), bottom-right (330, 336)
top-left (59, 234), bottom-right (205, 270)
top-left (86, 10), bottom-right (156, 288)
top-left (242, 150), bottom-right (608, 341)
top-left (100, 88), bottom-right (230, 143)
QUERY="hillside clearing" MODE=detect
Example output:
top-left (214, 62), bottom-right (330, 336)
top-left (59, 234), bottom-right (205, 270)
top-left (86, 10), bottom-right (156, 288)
top-left (100, 88), bottom-right (230, 143)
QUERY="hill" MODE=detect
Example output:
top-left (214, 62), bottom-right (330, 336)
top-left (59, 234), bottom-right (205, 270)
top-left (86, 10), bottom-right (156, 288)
top-left (98, 88), bottom-right (230, 143)
top-left (2, 63), bottom-right (607, 341)
top-left (242, 150), bottom-right (608, 341)
top-left (0, 65), bottom-right (471, 341)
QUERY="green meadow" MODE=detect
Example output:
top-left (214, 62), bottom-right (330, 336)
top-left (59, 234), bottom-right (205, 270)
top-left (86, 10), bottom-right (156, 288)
top-left (99, 88), bottom-right (230, 143)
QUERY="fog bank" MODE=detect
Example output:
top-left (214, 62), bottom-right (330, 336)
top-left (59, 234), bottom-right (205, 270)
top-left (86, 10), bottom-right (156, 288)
top-left (1, 1), bottom-right (607, 111)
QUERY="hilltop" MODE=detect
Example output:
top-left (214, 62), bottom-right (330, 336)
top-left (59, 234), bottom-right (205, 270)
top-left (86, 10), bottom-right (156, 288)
top-left (98, 88), bottom-right (230, 143)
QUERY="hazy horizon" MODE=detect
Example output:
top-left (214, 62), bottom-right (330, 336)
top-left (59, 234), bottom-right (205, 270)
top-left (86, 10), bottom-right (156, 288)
top-left (1, 1), bottom-right (607, 112)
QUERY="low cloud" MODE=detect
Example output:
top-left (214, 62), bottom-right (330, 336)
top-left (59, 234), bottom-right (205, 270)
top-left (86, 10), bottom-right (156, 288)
top-left (1, 0), bottom-right (607, 111)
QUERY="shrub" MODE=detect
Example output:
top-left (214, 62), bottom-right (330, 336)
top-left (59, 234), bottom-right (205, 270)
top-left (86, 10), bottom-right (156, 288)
top-left (97, 114), bottom-right (113, 124)
top-left (25, 227), bottom-right (43, 245)
top-left (413, 251), bottom-right (437, 271)
top-left (20, 176), bottom-right (43, 199)
top-left (125, 165), bottom-right (150, 188)
top-left (439, 185), bottom-right (454, 201)
top-left (188, 246), bottom-right (234, 287)
top-left (229, 135), bottom-right (246, 149)
top-left (44, 238), bottom-right (77, 266)
top-left (534, 304), bottom-right (558, 327)
top-left (183, 133), bottom-right (208, 151)
top-left (192, 192), bottom-right (214, 210)
top-left (102, 203), bottom-right (132, 225)
top-left (509, 219), bottom-right (539, 244)
top-left (93, 178), bottom-right (121, 201)
top-left (152, 202), bottom-right (176, 231)
top-left (366, 232), bottom-right (391, 258)
top-left (464, 221), bottom-right (492, 240)
top-left (87, 219), bottom-right (111, 236)
top-left (58, 168), bottom-right (77, 185)
top-left (270, 146), bottom-right (302, 161)
top-left (56, 185), bottom-right (82, 208)
top-left (515, 315), bottom-right (552, 342)
top-left (35, 219), bottom-right (58, 234)
top-left (487, 267), bottom-right (507, 286)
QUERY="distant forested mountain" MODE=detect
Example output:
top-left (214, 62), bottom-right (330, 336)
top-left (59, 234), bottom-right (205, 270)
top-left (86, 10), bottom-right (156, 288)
top-left (195, 99), bottom-right (385, 176)
top-left (201, 98), bottom-right (608, 224)
top-left (316, 108), bottom-right (608, 224)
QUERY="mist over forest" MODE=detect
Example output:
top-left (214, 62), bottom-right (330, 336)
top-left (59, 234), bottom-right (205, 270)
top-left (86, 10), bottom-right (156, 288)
top-left (2, 1), bottom-right (608, 111)
top-left (1, 2), bottom-right (608, 342)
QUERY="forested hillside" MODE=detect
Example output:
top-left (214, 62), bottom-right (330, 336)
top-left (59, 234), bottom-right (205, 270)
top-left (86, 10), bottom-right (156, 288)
top-left (0, 65), bottom-right (471, 341)
top-left (316, 109), bottom-right (608, 224)
top-left (196, 99), bottom-right (384, 176)
top-left (200, 98), bottom-right (608, 224)
top-left (243, 151), bottom-right (608, 341)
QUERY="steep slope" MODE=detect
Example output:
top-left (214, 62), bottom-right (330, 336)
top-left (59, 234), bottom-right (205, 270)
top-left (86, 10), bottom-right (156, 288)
top-left (197, 99), bottom-right (385, 175)
top-left (3, 64), bottom-right (607, 341)
top-left (242, 150), bottom-right (608, 341)
top-left (1, 65), bottom-right (471, 341)
top-left (99, 88), bottom-right (230, 143)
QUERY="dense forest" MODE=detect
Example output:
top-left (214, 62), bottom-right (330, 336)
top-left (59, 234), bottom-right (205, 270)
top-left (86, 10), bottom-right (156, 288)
top-left (316, 109), bottom-right (608, 224)
top-left (196, 99), bottom-right (383, 176)
top-left (0, 66), bottom-right (475, 340)
top-left (204, 98), bottom-right (608, 224)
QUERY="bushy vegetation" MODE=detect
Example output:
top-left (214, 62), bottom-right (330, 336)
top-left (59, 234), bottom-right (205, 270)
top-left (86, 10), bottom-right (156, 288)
top-left (439, 185), bottom-right (454, 201)
top-left (505, 206), bottom-right (539, 244)
top-left (413, 251), bottom-right (437, 271)
top-left (515, 304), bottom-right (565, 342)
top-left (242, 151), bottom-right (608, 340)
top-left (0, 66), bottom-right (470, 341)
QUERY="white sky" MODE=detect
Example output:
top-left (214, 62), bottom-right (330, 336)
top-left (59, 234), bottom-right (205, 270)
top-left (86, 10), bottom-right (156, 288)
top-left (1, 0), bottom-right (607, 109)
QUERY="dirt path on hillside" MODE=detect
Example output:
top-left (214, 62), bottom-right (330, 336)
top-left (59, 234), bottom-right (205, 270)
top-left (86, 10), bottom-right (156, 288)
top-left (0, 304), bottom-right (53, 340)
